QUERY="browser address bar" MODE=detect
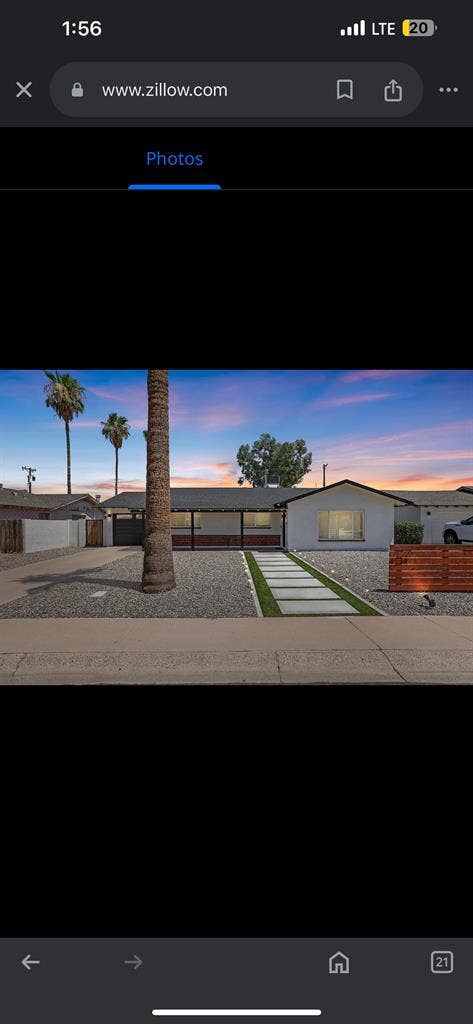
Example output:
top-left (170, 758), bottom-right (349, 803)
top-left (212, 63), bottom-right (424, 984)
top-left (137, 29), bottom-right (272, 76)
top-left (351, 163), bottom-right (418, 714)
top-left (49, 61), bottom-right (423, 118)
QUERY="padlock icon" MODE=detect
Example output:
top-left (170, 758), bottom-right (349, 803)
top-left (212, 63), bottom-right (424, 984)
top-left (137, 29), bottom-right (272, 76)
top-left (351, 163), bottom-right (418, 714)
top-left (71, 82), bottom-right (84, 98)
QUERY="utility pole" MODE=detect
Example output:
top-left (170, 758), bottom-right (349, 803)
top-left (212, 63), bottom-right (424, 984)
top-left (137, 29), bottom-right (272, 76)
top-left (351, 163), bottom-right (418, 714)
top-left (322, 463), bottom-right (328, 487)
top-left (22, 466), bottom-right (36, 493)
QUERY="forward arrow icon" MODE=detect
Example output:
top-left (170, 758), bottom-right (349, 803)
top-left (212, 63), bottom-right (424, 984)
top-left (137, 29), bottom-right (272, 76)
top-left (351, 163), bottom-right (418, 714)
top-left (124, 954), bottom-right (143, 970)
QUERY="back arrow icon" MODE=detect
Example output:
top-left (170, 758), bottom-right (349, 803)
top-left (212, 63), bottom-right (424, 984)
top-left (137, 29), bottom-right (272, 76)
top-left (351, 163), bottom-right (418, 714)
top-left (124, 954), bottom-right (143, 970)
top-left (22, 955), bottom-right (40, 970)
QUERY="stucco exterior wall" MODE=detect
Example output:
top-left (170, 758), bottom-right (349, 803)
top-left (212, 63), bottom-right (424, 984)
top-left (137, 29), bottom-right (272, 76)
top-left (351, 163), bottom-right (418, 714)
top-left (394, 506), bottom-right (420, 524)
top-left (22, 519), bottom-right (86, 553)
top-left (286, 485), bottom-right (398, 551)
top-left (186, 511), bottom-right (281, 536)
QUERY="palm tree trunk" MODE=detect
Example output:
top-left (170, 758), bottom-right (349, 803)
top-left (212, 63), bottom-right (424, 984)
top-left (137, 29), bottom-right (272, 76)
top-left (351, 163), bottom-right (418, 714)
top-left (65, 419), bottom-right (71, 494)
top-left (115, 446), bottom-right (118, 496)
top-left (142, 369), bottom-right (176, 592)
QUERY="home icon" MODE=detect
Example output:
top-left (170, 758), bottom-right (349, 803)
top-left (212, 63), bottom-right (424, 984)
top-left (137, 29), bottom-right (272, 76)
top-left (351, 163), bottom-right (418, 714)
top-left (329, 951), bottom-right (350, 975)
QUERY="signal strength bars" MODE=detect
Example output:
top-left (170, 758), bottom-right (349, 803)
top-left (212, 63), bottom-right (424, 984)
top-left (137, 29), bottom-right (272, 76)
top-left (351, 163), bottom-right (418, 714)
top-left (340, 19), bottom-right (366, 36)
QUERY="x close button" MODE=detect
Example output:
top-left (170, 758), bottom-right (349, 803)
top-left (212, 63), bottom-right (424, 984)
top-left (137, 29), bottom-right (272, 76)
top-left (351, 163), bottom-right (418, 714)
top-left (16, 81), bottom-right (32, 98)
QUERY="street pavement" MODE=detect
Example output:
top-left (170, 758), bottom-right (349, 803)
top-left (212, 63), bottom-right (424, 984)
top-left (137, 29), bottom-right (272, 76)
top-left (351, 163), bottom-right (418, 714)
top-left (0, 615), bottom-right (471, 684)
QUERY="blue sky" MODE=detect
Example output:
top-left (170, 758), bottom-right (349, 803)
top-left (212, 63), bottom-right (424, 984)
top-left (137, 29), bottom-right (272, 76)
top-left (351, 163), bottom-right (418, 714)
top-left (0, 369), bottom-right (471, 496)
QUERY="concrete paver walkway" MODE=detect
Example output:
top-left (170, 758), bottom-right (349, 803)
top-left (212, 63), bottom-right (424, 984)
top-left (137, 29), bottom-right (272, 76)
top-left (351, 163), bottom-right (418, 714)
top-left (0, 547), bottom-right (135, 606)
top-left (253, 552), bottom-right (357, 615)
top-left (0, 615), bottom-right (471, 683)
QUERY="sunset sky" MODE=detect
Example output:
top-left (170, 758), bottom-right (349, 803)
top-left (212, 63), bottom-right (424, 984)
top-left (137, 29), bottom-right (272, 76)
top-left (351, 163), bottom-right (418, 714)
top-left (0, 369), bottom-right (471, 496)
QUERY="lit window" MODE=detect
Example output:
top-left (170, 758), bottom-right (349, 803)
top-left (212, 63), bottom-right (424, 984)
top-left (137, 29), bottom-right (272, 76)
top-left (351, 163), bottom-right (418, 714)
top-left (171, 512), bottom-right (201, 528)
top-left (243, 512), bottom-right (272, 528)
top-left (318, 510), bottom-right (364, 541)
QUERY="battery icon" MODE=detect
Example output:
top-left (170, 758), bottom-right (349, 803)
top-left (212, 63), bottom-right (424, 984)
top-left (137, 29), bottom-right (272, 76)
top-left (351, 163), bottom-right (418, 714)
top-left (402, 18), bottom-right (437, 35)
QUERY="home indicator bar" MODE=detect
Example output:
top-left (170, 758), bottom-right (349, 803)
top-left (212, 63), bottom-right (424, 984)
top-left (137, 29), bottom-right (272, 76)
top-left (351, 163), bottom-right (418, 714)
top-left (151, 1013), bottom-right (322, 1017)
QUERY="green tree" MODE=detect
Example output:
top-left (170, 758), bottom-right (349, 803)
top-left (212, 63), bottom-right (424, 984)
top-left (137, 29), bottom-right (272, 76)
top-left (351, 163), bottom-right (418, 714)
top-left (44, 370), bottom-right (86, 494)
top-left (236, 432), bottom-right (312, 488)
top-left (101, 413), bottom-right (131, 496)
top-left (142, 370), bottom-right (176, 593)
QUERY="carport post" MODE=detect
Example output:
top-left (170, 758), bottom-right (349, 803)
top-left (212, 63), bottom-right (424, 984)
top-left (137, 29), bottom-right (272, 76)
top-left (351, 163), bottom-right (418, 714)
top-left (191, 510), bottom-right (195, 550)
top-left (282, 509), bottom-right (286, 548)
top-left (240, 511), bottom-right (244, 550)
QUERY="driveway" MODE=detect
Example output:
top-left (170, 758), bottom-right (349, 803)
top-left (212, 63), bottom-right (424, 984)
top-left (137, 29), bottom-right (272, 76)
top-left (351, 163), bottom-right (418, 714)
top-left (0, 547), bottom-right (135, 606)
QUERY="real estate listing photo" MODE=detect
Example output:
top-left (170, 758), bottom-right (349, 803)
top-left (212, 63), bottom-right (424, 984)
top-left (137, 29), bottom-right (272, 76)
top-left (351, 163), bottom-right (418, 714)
top-left (0, 367), bottom-right (471, 683)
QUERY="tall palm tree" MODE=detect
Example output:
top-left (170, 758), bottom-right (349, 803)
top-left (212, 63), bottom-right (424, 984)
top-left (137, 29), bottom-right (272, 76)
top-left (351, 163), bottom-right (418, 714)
top-left (101, 413), bottom-right (131, 496)
top-left (142, 369), bottom-right (176, 593)
top-left (44, 370), bottom-right (86, 494)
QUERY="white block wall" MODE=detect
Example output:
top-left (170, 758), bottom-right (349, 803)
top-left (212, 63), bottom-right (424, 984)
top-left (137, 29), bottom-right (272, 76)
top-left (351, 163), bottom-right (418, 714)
top-left (103, 517), bottom-right (114, 546)
top-left (22, 519), bottom-right (86, 553)
top-left (286, 484), bottom-right (396, 551)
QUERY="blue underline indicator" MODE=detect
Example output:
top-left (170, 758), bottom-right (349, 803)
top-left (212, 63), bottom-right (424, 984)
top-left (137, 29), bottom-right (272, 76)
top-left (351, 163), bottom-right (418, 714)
top-left (128, 183), bottom-right (222, 190)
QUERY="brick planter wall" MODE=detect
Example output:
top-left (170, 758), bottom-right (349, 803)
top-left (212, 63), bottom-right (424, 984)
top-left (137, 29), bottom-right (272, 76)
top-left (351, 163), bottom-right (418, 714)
top-left (389, 544), bottom-right (473, 592)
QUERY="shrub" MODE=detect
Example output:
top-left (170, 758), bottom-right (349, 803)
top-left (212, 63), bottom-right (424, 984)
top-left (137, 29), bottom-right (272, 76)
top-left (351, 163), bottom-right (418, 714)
top-left (394, 521), bottom-right (424, 544)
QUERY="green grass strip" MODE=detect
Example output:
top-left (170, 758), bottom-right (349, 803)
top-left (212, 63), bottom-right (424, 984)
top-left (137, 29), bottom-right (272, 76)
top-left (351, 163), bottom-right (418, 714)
top-left (244, 552), bottom-right (282, 617)
top-left (285, 552), bottom-right (381, 616)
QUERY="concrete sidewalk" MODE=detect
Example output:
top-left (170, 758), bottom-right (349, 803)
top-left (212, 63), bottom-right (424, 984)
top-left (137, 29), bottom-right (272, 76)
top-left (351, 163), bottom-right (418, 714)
top-left (0, 547), bottom-right (134, 606)
top-left (0, 615), bottom-right (471, 684)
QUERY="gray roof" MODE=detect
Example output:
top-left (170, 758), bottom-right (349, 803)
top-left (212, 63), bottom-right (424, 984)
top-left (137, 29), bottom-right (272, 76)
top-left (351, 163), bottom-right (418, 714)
top-left (393, 490), bottom-right (473, 507)
top-left (276, 479), bottom-right (415, 506)
top-left (101, 487), bottom-right (313, 512)
top-left (100, 484), bottom-right (473, 513)
top-left (0, 489), bottom-right (97, 509)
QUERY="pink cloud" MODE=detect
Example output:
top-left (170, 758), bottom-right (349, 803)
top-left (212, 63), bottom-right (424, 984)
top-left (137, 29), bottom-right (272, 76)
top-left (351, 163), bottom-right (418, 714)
top-left (88, 384), bottom-right (146, 405)
top-left (197, 406), bottom-right (248, 430)
top-left (310, 392), bottom-right (395, 410)
top-left (365, 474), bottom-right (473, 490)
top-left (340, 369), bottom-right (429, 384)
top-left (88, 478), bottom-right (145, 493)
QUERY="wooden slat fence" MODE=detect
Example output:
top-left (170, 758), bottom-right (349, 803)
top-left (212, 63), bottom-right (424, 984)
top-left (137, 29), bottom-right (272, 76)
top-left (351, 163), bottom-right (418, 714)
top-left (389, 544), bottom-right (473, 592)
top-left (86, 520), bottom-right (103, 546)
top-left (0, 520), bottom-right (24, 553)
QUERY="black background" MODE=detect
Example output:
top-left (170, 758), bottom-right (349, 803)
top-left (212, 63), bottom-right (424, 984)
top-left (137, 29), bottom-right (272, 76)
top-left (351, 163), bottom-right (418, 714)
top-left (3, 685), bottom-right (470, 936)
top-left (1, 126), bottom-right (472, 188)
top-left (1, 356), bottom-right (471, 941)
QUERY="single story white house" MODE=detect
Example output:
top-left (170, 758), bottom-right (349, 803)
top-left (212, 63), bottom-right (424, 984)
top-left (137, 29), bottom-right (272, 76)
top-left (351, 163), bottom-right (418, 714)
top-left (100, 481), bottom-right (473, 550)
top-left (281, 480), bottom-right (415, 550)
top-left (99, 479), bottom-right (444, 551)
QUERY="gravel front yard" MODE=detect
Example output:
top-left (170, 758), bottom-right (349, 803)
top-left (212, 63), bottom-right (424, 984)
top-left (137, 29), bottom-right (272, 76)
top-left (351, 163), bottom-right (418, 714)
top-left (0, 547), bottom-right (81, 571)
top-left (298, 550), bottom-right (473, 616)
top-left (0, 550), bottom-right (257, 618)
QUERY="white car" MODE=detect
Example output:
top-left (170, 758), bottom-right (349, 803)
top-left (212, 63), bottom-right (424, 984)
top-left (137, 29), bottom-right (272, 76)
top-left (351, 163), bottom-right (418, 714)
top-left (443, 515), bottom-right (473, 544)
